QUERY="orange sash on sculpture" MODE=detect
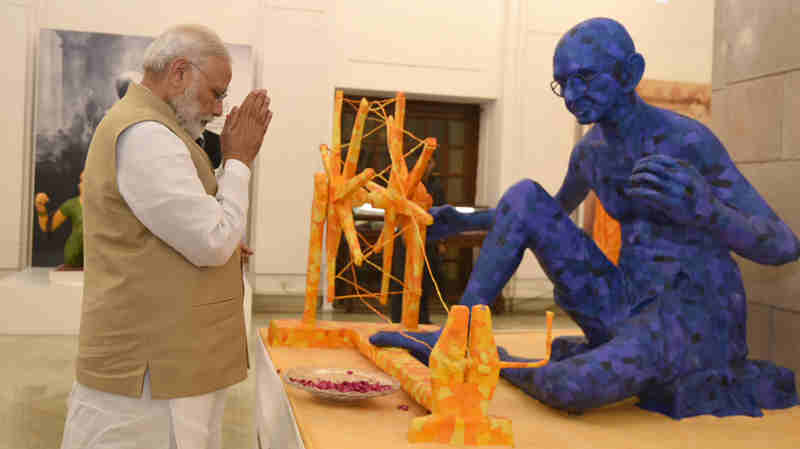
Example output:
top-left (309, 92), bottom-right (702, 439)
top-left (592, 195), bottom-right (621, 265)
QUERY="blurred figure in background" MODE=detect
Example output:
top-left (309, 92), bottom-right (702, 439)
top-left (391, 157), bottom-right (445, 324)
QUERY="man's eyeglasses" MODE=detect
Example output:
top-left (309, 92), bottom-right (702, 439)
top-left (188, 61), bottom-right (228, 102)
top-left (550, 71), bottom-right (599, 98)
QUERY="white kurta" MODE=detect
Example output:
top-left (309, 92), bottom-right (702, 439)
top-left (61, 121), bottom-right (251, 449)
top-left (117, 121), bottom-right (250, 267)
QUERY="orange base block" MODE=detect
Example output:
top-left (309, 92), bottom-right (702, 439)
top-left (409, 414), bottom-right (513, 446)
top-left (268, 319), bottom-right (354, 348)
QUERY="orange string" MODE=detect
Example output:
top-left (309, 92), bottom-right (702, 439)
top-left (409, 214), bottom-right (449, 315)
top-left (335, 223), bottom-right (410, 279)
top-left (332, 292), bottom-right (405, 300)
top-left (344, 257), bottom-right (434, 351)
top-left (370, 140), bottom-right (424, 185)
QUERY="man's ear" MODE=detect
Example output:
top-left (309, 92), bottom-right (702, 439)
top-left (167, 57), bottom-right (191, 92)
top-left (623, 53), bottom-right (645, 93)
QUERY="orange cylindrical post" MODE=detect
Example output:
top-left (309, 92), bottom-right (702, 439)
top-left (302, 172), bottom-right (328, 325)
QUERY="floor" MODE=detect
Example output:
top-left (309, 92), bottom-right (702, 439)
top-left (0, 302), bottom-right (578, 449)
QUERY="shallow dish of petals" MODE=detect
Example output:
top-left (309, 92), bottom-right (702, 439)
top-left (283, 367), bottom-right (401, 402)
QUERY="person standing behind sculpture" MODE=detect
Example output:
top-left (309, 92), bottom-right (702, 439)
top-left (60, 24), bottom-right (272, 449)
top-left (33, 172), bottom-right (85, 269)
top-left (390, 157), bottom-right (445, 324)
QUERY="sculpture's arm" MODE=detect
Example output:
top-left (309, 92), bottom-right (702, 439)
top-left (36, 211), bottom-right (48, 233)
top-left (35, 210), bottom-right (67, 233)
top-left (431, 140), bottom-right (592, 243)
top-left (34, 192), bottom-right (49, 232)
top-left (426, 206), bottom-right (495, 242)
top-left (627, 134), bottom-right (799, 265)
top-left (34, 193), bottom-right (68, 232)
top-left (554, 144), bottom-right (591, 215)
top-left (702, 146), bottom-right (799, 265)
top-left (49, 210), bottom-right (68, 232)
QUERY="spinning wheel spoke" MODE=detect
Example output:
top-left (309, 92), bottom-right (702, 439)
top-left (365, 114), bottom-right (437, 328)
top-left (378, 207), bottom-right (397, 305)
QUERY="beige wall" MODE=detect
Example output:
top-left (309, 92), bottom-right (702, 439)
top-left (712, 0), bottom-right (800, 385)
top-left (0, 1), bottom-right (713, 304)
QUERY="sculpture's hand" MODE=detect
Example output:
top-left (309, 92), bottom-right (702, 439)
top-left (427, 205), bottom-right (468, 242)
top-left (34, 193), bottom-right (50, 214)
top-left (626, 154), bottom-right (714, 227)
top-left (369, 328), bottom-right (443, 366)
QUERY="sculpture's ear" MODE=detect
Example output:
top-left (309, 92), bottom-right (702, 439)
top-left (622, 53), bottom-right (645, 93)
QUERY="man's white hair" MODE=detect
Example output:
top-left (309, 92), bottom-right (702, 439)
top-left (143, 24), bottom-right (230, 73)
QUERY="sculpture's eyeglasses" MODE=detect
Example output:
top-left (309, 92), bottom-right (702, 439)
top-left (550, 71), bottom-right (599, 98)
top-left (188, 61), bottom-right (228, 102)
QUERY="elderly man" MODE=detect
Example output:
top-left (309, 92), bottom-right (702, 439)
top-left (372, 17), bottom-right (799, 418)
top-left (60, 25), bottom-right (272, 448)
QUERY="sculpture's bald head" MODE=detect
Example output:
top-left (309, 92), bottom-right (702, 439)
top-left (552, 18), bottom-right (644, 125)
top-left (555, 18), bottom-right (635, 70)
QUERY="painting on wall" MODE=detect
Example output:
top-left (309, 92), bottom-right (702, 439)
top-left (32, 29), bottom-right (253, 267)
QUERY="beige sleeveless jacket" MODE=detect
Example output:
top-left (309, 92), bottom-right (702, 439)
top-left (78, 82), bottom-right (247, 399)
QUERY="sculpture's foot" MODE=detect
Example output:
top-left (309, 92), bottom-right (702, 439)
top-left (496, 345), bottom-right (540, 364)
top-left (550, 335), bottom-right (590, 361)
top-left (497, 346), bottom-right (540, 390)
top-left (409, 414), bottom-right (513, 446)
top-left (638, 359), bottom-right (799, 419)
top-left (370, 328), bottom-right (442, 365)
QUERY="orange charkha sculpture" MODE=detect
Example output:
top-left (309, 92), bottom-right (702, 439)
top-left (302, 91), bottom-right (437, 330)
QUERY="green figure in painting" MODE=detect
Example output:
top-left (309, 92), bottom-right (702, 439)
top-left (34, 171), bottom-right (84, 269)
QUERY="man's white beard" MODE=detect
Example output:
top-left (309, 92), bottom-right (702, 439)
top-left (168, 83), bottom-right (213, 140)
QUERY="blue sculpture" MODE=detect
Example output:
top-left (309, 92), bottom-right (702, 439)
top-left (371, 17), bottom-right (800, 419)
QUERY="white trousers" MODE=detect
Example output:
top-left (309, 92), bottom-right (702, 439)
top-left (60, 372), bottom-right (228, 449)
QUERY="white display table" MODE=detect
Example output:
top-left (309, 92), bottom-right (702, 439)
top-left (254, 332), bottom-right (305, 449)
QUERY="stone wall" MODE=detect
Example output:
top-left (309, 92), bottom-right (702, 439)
top-left (712, 0), bottom-right (800, 387)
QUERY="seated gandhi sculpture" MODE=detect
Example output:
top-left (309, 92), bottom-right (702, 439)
top-left (371, 17), bottom-right (800, 419)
